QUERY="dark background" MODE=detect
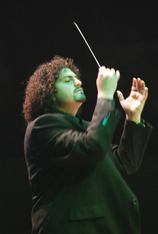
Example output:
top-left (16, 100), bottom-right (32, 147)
top-left (0, 0), bottom-right (158, 233)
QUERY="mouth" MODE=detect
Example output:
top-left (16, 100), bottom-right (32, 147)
top-left (75, 88), bottom-right (83, 93)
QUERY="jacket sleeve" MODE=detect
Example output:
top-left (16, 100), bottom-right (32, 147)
top-left (24, 99), bottom-right (121, 166)
top-left (112, 119), bottom-right (153, 175)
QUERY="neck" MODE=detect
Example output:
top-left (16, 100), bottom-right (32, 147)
top-left (56, 102), bottom-right (82, 116)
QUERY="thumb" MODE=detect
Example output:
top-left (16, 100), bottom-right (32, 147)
top-left (117, 90), bottom-right (124, 102)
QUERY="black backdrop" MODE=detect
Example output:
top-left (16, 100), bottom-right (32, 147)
top-left (0, 1), bottom-right (158, 233)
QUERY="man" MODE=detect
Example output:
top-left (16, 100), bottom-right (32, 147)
top-left (23, 55), bottom-right (152, 234)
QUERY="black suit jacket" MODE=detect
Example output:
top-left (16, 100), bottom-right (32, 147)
top-left (24, 99), bottom-right (152, 234)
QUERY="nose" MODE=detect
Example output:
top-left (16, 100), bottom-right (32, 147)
top-left (74, 78), bottom-right (82, 87)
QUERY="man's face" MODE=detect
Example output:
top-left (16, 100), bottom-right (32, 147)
top-left (54, 68), bottom-right (86, 115)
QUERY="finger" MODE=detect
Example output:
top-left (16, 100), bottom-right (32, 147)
top-left (117, 90), bottom-right (124, 101)
top-left (116, 70), bottom-right (120, 80)
top-left (137, 77), bottom-right (143, 87)
top-left (102, 68), bottom-right (110, 77)
top-left (144, 87), bottom-right (148, 101)
top-left (110, 68), bottom-right (115, 77)
top-left (137, 77), bottom-right (141, 86)
top-left (139, 86), bottom-right (148, 103)
top-left (131, 77), bottom-right (137, 90)
top-left (99, 66), bottom-right (106, 74)
top-left (137, 78), bottom-right (142, 92)
top-left (141, 80), bottom-right (145, 92)
top-left (98, 66), bottom-right (106, 78)
top-left (137, 78), bottom-right (146, 94)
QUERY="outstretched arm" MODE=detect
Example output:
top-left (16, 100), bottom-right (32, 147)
top-left (117, 77), bottom-right (148, 123)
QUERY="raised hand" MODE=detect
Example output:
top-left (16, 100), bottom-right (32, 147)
top-left (117, 77), bottom-right (148, 123)
top-left (97, 66), bottom-right (120, 100)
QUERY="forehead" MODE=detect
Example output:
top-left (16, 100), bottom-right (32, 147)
top-left (58, 68), bottom-right (76, 80)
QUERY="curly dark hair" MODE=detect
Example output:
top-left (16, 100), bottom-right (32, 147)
top-left (23, 55), bottom-right (80, 124)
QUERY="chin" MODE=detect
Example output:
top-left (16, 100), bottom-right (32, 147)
top-left (77, 96), bottom-right (86, 103)
top-left (76, 93), bottom-right (86, 102)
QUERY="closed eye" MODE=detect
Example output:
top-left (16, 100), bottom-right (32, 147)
top-left (61, 76), bottom-right (81, 83)
top-left (64, 79), bottom-right (71, 83)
